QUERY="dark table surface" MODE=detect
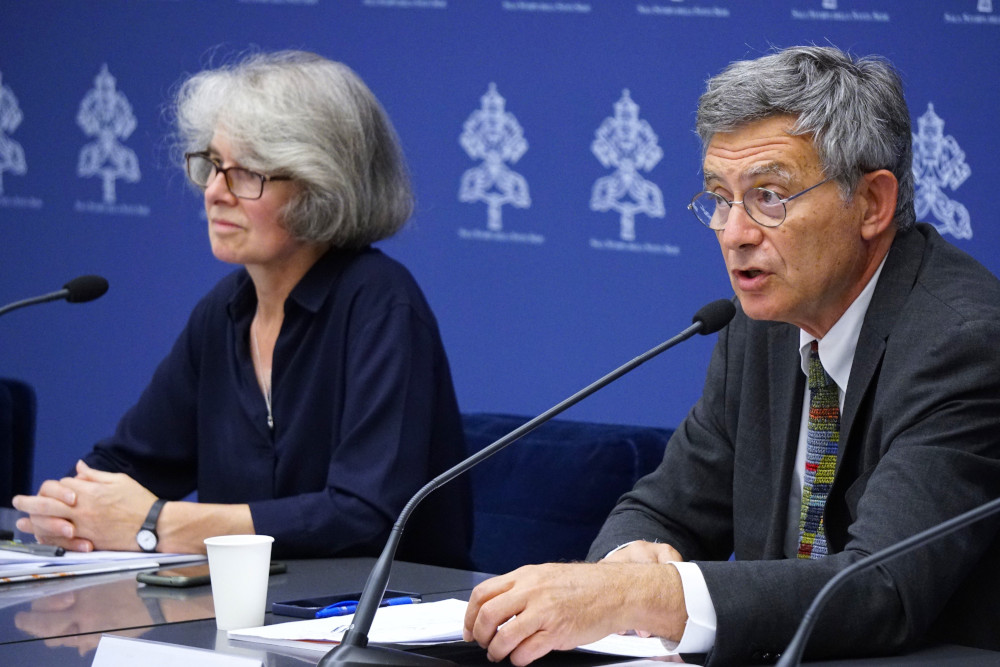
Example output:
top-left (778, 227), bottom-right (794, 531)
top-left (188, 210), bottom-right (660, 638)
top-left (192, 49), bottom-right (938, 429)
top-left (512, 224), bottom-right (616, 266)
top-left (0, 507), bottom-right (996, 667)
top-left (0, 555), bottom-right (490, 665)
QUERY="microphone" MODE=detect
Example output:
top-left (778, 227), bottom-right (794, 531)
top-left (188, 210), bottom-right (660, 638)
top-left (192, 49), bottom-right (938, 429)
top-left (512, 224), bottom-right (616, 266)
top-left (62, 275), bottom-right (110, 303)
top-left (318, 298), bottom-right (736, 667)
top-left (776, 495), bottom-right (1000, 667)
top-left (0, 275), bottom-right (109, 317)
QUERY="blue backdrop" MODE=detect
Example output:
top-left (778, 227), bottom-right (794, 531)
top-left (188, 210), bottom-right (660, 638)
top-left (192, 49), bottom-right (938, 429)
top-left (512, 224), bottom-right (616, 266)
top-left (1, 0), bottom-right (997, 490)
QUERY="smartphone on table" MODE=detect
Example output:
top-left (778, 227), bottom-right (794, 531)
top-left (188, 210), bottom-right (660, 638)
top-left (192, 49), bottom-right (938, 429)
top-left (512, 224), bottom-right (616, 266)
top-left (137, 561), bottom-right (286, 587)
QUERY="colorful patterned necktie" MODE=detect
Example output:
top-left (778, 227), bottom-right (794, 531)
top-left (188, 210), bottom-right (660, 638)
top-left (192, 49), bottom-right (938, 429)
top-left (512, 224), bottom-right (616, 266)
top-left (797, 341), bottom-right (841, 559)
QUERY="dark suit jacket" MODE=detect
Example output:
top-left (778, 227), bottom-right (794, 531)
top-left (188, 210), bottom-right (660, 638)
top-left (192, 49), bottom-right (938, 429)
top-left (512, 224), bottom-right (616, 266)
top-left (589, 224), bottom-right (1000, 665)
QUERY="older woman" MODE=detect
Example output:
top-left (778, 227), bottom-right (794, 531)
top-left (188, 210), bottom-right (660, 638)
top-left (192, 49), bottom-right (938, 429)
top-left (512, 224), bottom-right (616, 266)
top-left (13, 51), bottom-right (469, 565)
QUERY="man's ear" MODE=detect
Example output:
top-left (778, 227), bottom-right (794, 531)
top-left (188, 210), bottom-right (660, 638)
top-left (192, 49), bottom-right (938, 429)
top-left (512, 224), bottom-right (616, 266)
top-left (859, 169), bottom-right (898, 240)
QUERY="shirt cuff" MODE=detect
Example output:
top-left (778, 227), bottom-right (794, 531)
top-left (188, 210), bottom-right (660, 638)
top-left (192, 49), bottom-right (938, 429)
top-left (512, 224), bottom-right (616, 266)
top-left (660, 561), bottom-right (717, 654)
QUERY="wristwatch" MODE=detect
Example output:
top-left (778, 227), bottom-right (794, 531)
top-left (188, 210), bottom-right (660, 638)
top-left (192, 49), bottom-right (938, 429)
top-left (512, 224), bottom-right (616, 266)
top-left (136, 498), bottom-right (167, 552)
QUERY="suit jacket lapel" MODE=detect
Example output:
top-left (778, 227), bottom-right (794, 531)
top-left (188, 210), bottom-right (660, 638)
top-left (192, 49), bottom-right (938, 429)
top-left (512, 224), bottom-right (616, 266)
top-left (825, 228), bottom-right (927, 553)
top-left (765, 323), bottom-right (804, 557)
top-left (840, 228), bottom-right (925, 466)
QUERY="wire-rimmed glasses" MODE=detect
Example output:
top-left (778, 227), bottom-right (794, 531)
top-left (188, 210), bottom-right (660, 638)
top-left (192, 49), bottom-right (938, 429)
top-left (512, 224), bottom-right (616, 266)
top-left (184, 152), bottom-right (291, 200)
top-left (687, 177), bottom-right (833, 230)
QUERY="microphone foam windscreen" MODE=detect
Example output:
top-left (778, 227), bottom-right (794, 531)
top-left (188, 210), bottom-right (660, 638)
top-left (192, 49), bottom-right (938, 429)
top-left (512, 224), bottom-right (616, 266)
top-left (693, 298), bottom-right (736, 334)
top-left (63, 275), bottom-right (109, 303)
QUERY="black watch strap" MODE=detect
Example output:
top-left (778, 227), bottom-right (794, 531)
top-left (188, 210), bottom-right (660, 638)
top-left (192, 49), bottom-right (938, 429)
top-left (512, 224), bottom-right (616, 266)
top-left (142, 498), bottom-right (167, 532)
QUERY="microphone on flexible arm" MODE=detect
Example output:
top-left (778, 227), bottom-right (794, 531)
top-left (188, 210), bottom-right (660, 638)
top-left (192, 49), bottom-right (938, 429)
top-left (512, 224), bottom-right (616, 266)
top-left (0, 275), bottom-right (109, 317)
top-left (317, 297), bottom-right (737, 667)
top-left (775, 495), bottom-right (1000, 667)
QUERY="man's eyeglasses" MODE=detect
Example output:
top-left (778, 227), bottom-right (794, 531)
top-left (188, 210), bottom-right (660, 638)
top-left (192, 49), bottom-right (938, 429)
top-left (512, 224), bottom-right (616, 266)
top-left (687, 177), bottom-right (833, 230)
top-left (184, 152), bottom-right (291, 200)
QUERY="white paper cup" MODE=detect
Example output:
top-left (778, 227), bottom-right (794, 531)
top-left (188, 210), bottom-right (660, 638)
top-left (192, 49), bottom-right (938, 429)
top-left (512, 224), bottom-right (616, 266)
top-left (204, 534), bottom-right (274, 630)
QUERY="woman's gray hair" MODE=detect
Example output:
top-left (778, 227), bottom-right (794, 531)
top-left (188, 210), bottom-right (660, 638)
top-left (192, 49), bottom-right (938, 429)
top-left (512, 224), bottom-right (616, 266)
top-left (173, 50), bottom-right (413, 247)
top-left (696, 45), bottom-right (915, 231)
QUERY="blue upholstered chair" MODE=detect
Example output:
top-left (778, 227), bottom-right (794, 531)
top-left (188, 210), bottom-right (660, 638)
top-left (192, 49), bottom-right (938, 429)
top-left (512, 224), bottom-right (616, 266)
top-left (461, 413), bottom-right (672, 574)
top-left (0, 378), bottom-right (37, 508)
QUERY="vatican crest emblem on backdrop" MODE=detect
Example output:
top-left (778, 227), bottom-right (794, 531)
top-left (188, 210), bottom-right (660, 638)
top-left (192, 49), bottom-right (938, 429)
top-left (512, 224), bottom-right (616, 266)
top-left (0, 71), bottom-right (27, 197)
top-left (77, 64), bottom-right (141, 205)
top-left (458, 83), bottom-right (531, 232)
top-left (590, 89), bottom-right (665, 242)
top-left (912, 103), bottom-right (973, 239)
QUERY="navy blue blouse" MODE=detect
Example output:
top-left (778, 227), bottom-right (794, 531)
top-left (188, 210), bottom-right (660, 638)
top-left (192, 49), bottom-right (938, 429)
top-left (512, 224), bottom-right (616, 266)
top-left (84, 247), bottom-right (470, 565)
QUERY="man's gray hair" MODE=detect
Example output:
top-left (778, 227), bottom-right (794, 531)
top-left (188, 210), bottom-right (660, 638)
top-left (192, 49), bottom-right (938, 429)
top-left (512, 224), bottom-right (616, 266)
top-left (173, 50), bottom-right (413, 248)
top-left (696, 45), bottom-right (915, 231)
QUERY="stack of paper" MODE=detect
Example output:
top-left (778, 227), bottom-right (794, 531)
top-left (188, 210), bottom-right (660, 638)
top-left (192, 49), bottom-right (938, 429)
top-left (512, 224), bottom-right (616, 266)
top-left (229, 598), bottom-right (466, 651)
top-left (229, 598), bottom-right (676, 659)
top-left (0, 549), bottom-right (205, 584)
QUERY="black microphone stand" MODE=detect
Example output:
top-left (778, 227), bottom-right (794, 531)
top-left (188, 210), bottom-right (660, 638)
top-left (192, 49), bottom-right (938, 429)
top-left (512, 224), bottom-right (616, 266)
top-left (776, 495), bottom-right (1000, 667)
top-left (318, 303), bottom-right (733, 667)
top-left (0, 275), bottom-right (109, 317)
top-left (0, 289), bottom-right (73, 317)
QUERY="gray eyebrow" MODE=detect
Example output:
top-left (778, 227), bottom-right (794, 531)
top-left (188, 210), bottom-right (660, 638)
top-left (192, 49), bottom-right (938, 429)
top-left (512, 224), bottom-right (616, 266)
top-left (744, 162), bottom-right (792, 180)
top-left (703, 162), bottom-right (793, 188)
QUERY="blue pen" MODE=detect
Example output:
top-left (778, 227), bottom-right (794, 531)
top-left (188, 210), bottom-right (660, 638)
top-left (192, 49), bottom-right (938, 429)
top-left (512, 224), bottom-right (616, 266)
top-left (316, 596), bottom-right (419, 619)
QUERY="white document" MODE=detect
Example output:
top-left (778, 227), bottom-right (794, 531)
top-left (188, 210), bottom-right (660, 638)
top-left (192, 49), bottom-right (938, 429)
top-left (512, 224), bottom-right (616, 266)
top-left (93, 635), bottom-right (262, 667)
top-left (0, 549), bottom-right (205, 584)
top-left (578, 633), bottom-right (680, 658)
top-left (229, 598), bottom-right (677, 659)
top-left (229, 598), bottom-right (467, 651)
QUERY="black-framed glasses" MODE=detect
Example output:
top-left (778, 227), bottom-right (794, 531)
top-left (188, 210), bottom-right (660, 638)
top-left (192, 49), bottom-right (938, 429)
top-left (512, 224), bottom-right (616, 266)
top-left (687, 177), bottom-right (833, 230)
top-left (184, 152), bottom-right (291, 200)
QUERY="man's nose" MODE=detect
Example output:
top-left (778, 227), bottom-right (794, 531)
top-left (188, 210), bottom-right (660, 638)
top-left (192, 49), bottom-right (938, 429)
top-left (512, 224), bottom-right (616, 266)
top-left (718, 202), bottom-right (764, 248)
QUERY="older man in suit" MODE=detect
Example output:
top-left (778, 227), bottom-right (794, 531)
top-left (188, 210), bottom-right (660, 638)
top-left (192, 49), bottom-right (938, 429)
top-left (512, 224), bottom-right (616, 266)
top-left (462, 46), bottom-right (1000, 666)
